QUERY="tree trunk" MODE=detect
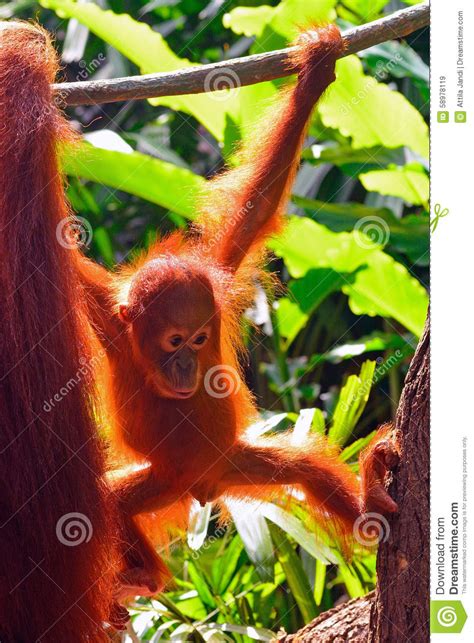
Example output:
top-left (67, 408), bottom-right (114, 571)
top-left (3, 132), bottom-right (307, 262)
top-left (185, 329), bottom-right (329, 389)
top-left (276, 593), bottom-right (373, 642)
top-left (277, 316), bottom-right (430, 642)
top-left (369, 317), bottom-right (430, 641)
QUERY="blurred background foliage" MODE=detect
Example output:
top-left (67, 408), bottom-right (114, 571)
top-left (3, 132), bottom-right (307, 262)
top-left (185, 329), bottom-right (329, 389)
top-left (0, 0), bottom-right (429, 639)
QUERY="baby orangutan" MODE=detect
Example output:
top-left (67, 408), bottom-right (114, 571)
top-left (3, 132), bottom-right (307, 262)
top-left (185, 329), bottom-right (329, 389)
top-left (78, 24), bottom-right (399, 620)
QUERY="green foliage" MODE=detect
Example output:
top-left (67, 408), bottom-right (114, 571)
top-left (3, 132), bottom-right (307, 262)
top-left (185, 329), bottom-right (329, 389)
top-left (272, 216), bottom-right (428, 336)
top-left (41, 0), bottom-right (240, 139)
top-left (63, 139), bottom-right (204, 218)
top-left (131, 393), bottom-right (382, 638)
top-left (8, 0), bottom-right (429, 638)
top-left (360, 163), bottom-right (429, 206)
top-left (320, 55), bottom-right (429, 159)
top-left (329, 360), bottom-right (375, 445)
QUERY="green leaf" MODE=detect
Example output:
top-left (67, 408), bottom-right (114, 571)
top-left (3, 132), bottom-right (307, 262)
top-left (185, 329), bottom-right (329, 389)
top-left (62, 140), bottom-right (204, 218)
top-left (337, 560), bottom-right (366, 598)
top-left (271, 218), bottom-right (371, 278)
top-left (269, 524), bottom-right (318, 623)
top-left (307, 332), bottom-right (411, 365)
top-left (41, 0), bottom-right (238, 140)
top-left (213, 534), bottom-right (244, 594)
top-left (337, 0), bottom-right (389, 22)
top-left (275, 268), bottom-right (349, 344)
top-left (361, 40), bottom-right (429, 85)
top-left (222, 0), bottom-right (336, 140)
top-left (223, 6), bottom-right (274, 37)
top-left (224, 0), bottom-right (335, 42)
top-left (360, 163), bottom-right (429, 206)
top-left (340, 431), bottom-right (376, 462)
top-left (320, 56), bottom-right (429, 159)
top-left (271, 217), bottom-right (428, 336)
top-left (314, 559), bottom-right (327, 605)
top-left (227, 500), bottom-right (274, 582)
top-left (305, 143), bottom-right (407, 174)
top-left (92, 226), bottom-right (115, 267)
top-left (292, 195), bottom-right (429, 262)
top-left (260, 502), bottom-right (338, 564)
top-left (186, 560), bottom-right (216, 609)
top-left (225, 0), bottom-right (428, 163)
top-left (342, 249), bottom-right (428, 334)
top-left (153, 593), bottom-right (194, 621)
top-left (311, 409), bottom-right (326, 435)
top-left (329, 360), bottom-right (376, 445)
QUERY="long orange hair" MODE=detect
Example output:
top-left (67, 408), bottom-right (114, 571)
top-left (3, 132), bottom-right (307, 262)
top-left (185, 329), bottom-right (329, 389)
top-left (0, 22), bottom-right (117, 641)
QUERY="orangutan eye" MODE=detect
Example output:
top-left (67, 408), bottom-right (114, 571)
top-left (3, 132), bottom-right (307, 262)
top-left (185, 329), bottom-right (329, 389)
top-left (169, 335), bottom-right (183, 348)
top-left (193, 334), bottom-right (208, 347)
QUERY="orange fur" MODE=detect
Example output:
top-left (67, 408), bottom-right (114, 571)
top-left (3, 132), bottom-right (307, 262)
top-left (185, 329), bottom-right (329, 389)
top-left (0, 22), bottom-right (118, 640)
top-left (75, 24), bottom-right (398, 610)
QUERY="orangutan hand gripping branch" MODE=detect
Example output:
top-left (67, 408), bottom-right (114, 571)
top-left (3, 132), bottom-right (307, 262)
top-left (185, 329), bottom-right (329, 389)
top-left (77, 24), bottom-right (399, 608)
top-left (0, 20), bottom-right (399, 636)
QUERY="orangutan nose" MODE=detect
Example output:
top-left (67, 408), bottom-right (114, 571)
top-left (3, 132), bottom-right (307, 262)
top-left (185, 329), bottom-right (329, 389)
top-left (176, 352), bottom-right (194, 372)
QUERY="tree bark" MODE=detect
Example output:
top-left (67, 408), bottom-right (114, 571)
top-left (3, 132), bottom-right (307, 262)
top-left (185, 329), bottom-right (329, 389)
top-left (54, 3), bottom-right (429, 106)
top-left (277, 315), bottom-right (430, 642)
top-left (277, 594), bottom-right (373, 642)
top-left (369, 317), bottom-right (430, 642)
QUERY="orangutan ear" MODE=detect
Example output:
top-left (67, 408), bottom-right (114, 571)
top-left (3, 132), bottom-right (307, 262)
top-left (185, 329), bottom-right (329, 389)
top-left (118, 303), bottom-right (132, 324)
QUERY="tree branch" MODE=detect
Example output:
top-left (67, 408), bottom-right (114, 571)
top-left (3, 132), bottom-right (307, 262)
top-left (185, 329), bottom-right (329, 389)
top-left (277, 593), bottom-right (374, 642)
top-left (54, 2), bottom-right (429, 107)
